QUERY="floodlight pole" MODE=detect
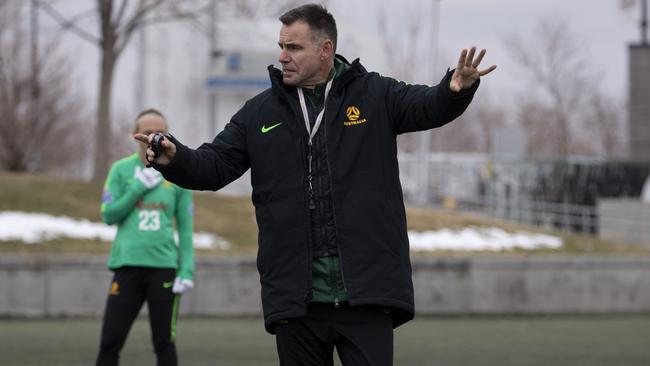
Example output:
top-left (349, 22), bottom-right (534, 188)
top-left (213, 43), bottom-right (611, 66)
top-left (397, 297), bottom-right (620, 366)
top-left (641, 0), bottom-right (648, 45)
top-left (30, 0), bottom-right (39, 101)
top-left (29, 0), bottom-right (41, 168)
top-left (208, 0), bottom-right (219, 136)
top-left (415, 0), bottom-right (441, 205)
top-left (136, 27), bottom-right (147, 110)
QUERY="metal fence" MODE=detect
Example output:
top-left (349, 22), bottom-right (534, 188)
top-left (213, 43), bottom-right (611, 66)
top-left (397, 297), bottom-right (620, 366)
top-left (454, 196), bottom-right (598, 233)
top-left (398, 152), bottom-right (649, 234)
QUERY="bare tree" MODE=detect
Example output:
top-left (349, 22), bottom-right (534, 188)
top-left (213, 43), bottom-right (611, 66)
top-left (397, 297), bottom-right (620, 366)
top-left (0, 1), bottom-right (89, 174)
top-left (432, 96), bottom-right (507, 153)
top-left (40, 0), bottom-right (212, 182)
top-left (376, 1), bottom-right (435, 154)
top-left (40, 0), bottom-right (315, 182)
top-left (218, 0), bottom-right (307, 20)
top-left (506, 19), bottom-right (607, 158)
top-left (377, 5), bottom-right (428, 84)
top-left (584, 94), bottom-right (627, 158)
top-left (517, 99), bottom-right (559, 157)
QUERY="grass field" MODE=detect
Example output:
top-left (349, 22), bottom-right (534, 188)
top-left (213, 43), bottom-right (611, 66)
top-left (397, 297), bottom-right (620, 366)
top-left (1, 315), bottom-right (649, 366)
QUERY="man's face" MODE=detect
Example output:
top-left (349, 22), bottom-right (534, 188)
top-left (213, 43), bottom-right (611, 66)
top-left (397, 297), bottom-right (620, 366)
top-left (135, 113), bottom-right (167, 154)
top-left (278, 20), bottom-right (327, 87)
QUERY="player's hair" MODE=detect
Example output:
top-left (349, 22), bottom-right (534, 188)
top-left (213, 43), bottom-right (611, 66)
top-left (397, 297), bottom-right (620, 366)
top-left (134, 108), bottom-right (167, 133)
top-left (279, 4), bottom-right (337, 51)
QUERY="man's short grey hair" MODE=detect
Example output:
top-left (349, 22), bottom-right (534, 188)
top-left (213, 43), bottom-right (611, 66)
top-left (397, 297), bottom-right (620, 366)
top-left (279, 4), bottom-right (337, 50)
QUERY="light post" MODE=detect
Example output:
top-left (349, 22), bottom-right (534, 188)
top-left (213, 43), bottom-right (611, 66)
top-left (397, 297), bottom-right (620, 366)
top-left (415, 0), bottom-right (442, 205)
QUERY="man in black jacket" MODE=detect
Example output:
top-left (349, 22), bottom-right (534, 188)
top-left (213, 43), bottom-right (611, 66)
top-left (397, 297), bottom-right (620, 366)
top-left (135, 4), bottom-right (495, 365)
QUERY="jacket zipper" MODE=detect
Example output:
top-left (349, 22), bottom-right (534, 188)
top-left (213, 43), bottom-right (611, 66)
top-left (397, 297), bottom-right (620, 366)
top-left (312, 117), bottom-right (343, 309)
top-left (322, 93), bottom-right (348, 297)
top-left (275, 87), bottom-right (315, 306)
top-left (288, 95), bottom-right (313, 305)
top-left (309, 91), bottom-right (343, 308)
top-left (333, 258), bottom-right (340, 308)
top-left (273, 64), bottom-right (354, 308)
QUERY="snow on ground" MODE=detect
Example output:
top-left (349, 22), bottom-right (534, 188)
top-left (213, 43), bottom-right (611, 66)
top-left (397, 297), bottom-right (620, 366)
top-left (408, 227), bottom-right (562, 251)
top-left (0, 211), bottom-right (229, 250)
top-left (0, 211), bottom-right (563, 251)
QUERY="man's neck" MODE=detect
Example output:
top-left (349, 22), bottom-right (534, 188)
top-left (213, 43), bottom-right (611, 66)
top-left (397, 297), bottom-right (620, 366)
top-left (300, 62), bottom-right (334, 89)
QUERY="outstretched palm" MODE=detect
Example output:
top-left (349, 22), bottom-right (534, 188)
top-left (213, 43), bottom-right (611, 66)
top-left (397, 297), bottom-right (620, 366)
top-left (449, 47), bottom-right (496, 92)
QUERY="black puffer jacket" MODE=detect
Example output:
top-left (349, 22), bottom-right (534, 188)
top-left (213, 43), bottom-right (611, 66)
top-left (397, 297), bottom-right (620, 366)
top-left (157, 55), bottom-right (479, 333)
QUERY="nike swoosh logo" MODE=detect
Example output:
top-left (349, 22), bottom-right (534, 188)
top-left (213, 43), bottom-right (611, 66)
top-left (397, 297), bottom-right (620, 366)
top-left (261, 122), bottom-right (283, 133)
top-left (162, 281), bottom-right (173, 289)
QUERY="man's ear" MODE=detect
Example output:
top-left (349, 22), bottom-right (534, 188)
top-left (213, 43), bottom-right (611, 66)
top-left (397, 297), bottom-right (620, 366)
top-left (321, 39), bottom-right (334, 59)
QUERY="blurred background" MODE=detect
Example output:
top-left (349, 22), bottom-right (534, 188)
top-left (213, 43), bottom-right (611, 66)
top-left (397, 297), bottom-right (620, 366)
top-left (1, 0), bottom-right (650, 365)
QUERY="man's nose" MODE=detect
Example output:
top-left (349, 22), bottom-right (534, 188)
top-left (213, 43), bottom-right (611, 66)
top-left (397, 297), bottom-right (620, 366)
top-left (278, 50), bottom-right (289, 63)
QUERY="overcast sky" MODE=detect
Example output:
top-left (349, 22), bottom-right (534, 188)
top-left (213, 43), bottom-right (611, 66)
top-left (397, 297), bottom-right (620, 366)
top-left (334, 0), bottom-right (643, 100)
top-left (40, 0), bottom-right (645, 129)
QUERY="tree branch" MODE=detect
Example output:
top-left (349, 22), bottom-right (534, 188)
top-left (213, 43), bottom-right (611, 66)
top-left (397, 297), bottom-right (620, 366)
top-left (114, 0), bottom-right (130, 26)
top-left (38, 1), bottom-right (100, 45)
top-left (115, 0), bottom-right (164, 55)
top-left (137, 7), bottom-right (209, 28)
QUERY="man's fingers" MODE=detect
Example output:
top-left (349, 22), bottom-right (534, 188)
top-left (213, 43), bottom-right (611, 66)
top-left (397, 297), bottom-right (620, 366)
top-left (478, 64), bottom-right (497, 76)
top-left (456, 48), bottom-right (467, 70)
top-left (133, 133), bottom-right (152, 144)
top-left (160, 138), bottom-right (174, 150)
top-left (465, 46), bottom-right (476, 67)
top-left (472, 49), bottom-right (486, 68)
top-left (146, 148), bottom-right (156, 161)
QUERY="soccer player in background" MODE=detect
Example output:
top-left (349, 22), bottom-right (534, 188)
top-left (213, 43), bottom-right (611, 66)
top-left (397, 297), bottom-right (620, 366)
top-left (96, 109), bottom-right (195, 366)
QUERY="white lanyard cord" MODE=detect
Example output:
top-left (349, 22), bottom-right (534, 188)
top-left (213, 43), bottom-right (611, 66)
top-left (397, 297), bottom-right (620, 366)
top-left (297, 78), bottom-right (334, 147)
top-left (298, 78), bottom-right (334, 208)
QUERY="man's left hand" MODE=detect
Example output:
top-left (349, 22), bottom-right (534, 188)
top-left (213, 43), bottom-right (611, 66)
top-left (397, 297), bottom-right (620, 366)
top-left (449, 47), bottom-right (496, 92)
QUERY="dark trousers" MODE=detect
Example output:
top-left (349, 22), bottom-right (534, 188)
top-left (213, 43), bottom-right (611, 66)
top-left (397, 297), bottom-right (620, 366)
top-left (96, 267), bottom-right (179, 366)
top-left (275, 302), bottom-right (394, 366)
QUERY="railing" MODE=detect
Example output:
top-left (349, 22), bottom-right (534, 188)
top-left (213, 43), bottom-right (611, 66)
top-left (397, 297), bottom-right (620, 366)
top-left (421, 195), bottom-right (599, 234)
top-left (397, 152), bottom-right (648, 235)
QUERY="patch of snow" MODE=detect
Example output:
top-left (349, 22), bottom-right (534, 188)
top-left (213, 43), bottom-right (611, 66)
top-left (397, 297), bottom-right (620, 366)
top-left (0, 211), bottom-right (229, 250)
top-left (408, 227), bottom-right (562, 251)
top-left (0, 211), bottom-right (562, 252)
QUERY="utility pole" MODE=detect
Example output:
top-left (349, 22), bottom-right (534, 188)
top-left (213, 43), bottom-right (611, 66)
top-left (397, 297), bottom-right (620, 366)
top-left (30, 0), bottom-right (39, 102)
top-left (29, 0), bottom-right (40, 169)
top-left (208, 0), bottom-right (219, 136)
top-left (642, 0), bottom-right (648, 44)
top-left (136, 27), bottom-right (147, 110)
top-left (415, 0), bottom-right (441, 205)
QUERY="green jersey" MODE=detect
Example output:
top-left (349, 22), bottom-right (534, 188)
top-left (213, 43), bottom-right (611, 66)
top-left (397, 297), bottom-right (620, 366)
top-left (101, 153), bottom-right (194, 280)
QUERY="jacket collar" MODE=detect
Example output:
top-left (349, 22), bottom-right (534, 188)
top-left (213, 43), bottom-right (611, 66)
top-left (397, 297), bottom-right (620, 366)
top-left (267, 54), bottom-right (366, 99)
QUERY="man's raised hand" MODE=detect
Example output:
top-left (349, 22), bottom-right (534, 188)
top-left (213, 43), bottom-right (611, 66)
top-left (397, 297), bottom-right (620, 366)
top-left (133, 132), bottom-right (177, 166)
top-left (449, 46), bottom-right (496, 92)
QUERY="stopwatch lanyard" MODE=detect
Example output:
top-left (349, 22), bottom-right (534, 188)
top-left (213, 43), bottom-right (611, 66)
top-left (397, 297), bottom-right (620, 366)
top-left (297, 78), bottom-right (334, 210)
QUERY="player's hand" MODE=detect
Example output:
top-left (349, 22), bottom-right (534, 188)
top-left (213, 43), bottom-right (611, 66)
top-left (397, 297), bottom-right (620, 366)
top-left (172, 277), bottom-right (194, 294)
top-left (135, 167), bottom-right (163, 189)
top-left (449, 47), bottom-right (496, 92)
top-left (133, 132), bottom-right (177, 166)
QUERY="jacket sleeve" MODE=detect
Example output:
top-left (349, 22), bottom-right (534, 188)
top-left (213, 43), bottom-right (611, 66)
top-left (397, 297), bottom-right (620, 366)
top-left (101, 163), bottom-right (148, 225)
top-left (383, 69), bottom-right (480, 134)
top-left (175, 188), bottom-right (194, 281)
top-left (155, 110), bottom-right (250, 191)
